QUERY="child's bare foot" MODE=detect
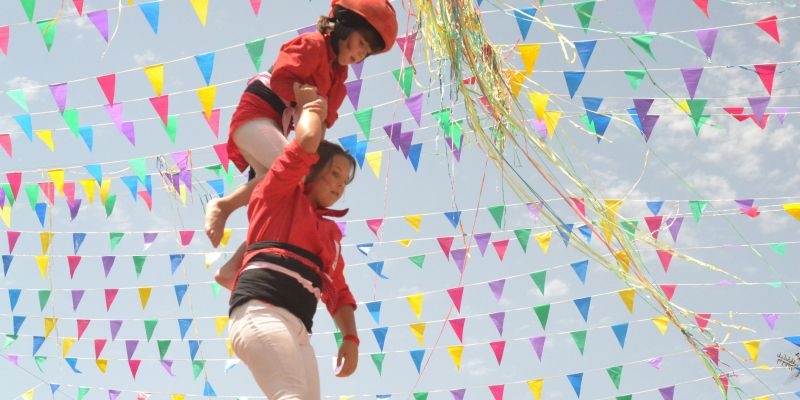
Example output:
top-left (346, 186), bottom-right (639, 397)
top-left (214, 266), bottom-right (235, 290)
top-left (205, 198), bottom-right (229, 248)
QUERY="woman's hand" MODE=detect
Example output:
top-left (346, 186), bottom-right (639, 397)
top-left (293, 82), bottom-right (320, 107)
top-left (335, 340), bottom-right (359, 377)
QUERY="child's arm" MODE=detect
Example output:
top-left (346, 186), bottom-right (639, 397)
top-left (293, 83), bottom-right (328, 154)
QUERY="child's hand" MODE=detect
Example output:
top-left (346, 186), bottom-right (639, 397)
top-left (302, 96), bottom-right (328, 119)
top-left (293, 82), bottom-right (320, 107)
top-left (335, 340), bottom-right (359, 377)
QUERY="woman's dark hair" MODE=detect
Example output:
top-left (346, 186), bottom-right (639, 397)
top-left (316, 6), bottom-right (385, 54)
top-left (305, 140), bottom-right (357, 185)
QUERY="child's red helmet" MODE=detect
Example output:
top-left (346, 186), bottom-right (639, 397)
top-left (330, 0), bottom-right (398, 54)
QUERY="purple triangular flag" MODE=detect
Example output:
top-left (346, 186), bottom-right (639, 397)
top-left (680, 67), bottom-right (703, 99)
top-left (489, 311), bottom-right (505, 335)
top-left (351, 61), bottom-right (364, 79)
top-left (161, 360), bottom-right (175, 376)
top-left (108, 390), bottom-right (121, 400)
top-left (772, 106), bottom-right (789, 124)
top-left (474, 233), bottom-right (491, 255)
top-left (71, 289), bottom-right (85, 311)
top-left (125, 339), bottom-right (139, 359)
top-left (336, 221), bottom-right (346, 236)
top-left (49, 83), bottom-right (68, 114)
top-left (404, 93), bottom-right (424, 125)
top-left (68, 199), bottom-right (82, 220)
top-left (171, 151), bottom-right (189, 170)
top-left (180, 169), bottom-right (192, 192)
top-left (451, 248), bottom-right (467, 273)
top-left (762, 313), bottom-right (778, 330)
top-left (648, 356), bottom-right (663, 369)
top-left (110, 320), bottom-right (123, 341)
top-left (398, 131), bottom-right (414, 158)
top-left (748, 96), bottom-right (770, 122)
top-left (529, 336), bottom-right (546, 360)
top-left (121, 121), bottom-right (135, 145)
top-left (529, 118), bottom-right (548, 139)
top-left (101, 256), bottom-right (116, 277)
top-left (450, 389), bottom-right (466, 400)
top-left (695, 28), bottom-right (718, 59)
top-left (527, 202), bottom-right (541, 222)
top-left (735, 199), bottom-right (754, 210)
top-left (633, 98), bottom-right (654, 122)
top-left (143, 232), bottom-right (158, 250)
top-left (634, 0), bottom-right (656, 30)
top-left (642, 115), bottom-right (659, 142)
top-left (488, 279), bottom-right (505, 301)
top-left (658, 386), bottom-right (675, 400)
top-left (665, 216), bottom-right (683, 242)
top-left (296, 24), bottom-right (315, 35)
top-left (104, 103), bottom-right (124, 130)
top-left (344, 79), bottom-right (362, 110)
top-left (87, 10), bottom-right (109, 42)
top-left (383, 122), bottom-right (402, 149)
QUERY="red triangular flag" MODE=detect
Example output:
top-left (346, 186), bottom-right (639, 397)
top-left (449, 317), bottom-right (465, 342)
top-left (703, 344), bottom-right (719, 365)
top-left (204, 109), bottom-right (220, 137)
top-left (149, 95), bottom-right (169, 125)
top-left (659, 284), bottom-right (677, 300)
top-left (213, 143), bottom-right (229, 172)
top-left (754, 64), bottom-right (776, 94)
top-left (77, 319), bottom-right (90, 340)
top-left (656, 249), bottom-right (673, 272)
top-left (73, 0), bottom-right (85, 15)
top-left (7, 231), bottom-right (21, 253)
top-left (692, 0), bottom-right (709, 17)
top-left (250, 0), bottom-right (261, 15)
top-left (39, 182), bottom-right (55, 205)
top-left (489, 384), bottom-right (505, 400)
top-left (96, 74), bottom-right (116, 104)
top-left (571, 197), bottom-right (586, 216)
top-left (395, 32), bottom-right (417, 64)
top-left (67, 256), bottom-right (82, 279)
top-left (6, 172), bottom-right (22, 200)
top-left (755, 16), bottom-right (780, 43)
top-left (489, 340), bottom-right (506, 365)
top-left (752, 113), bottom-right (770, 129)
top-left (94, 338), bottom-right (107, 358)
top-left (447, 287), bottom-right (464, 312)
top-left (366, 218), bottom-right (383, 237)
top-left (0, 26), bottom-right (9, 56)
top-left (105, 288), bottom-right (119, 311)
top-left (437, 236), bottom-right (454, 260)
top-left (492, 239), bottom-right (509, 261)
top-left (0, 134), bottom-right (11, 156)
top-left (128, 359), bottom-right (141, 379)
top-left (138, 190), bottom-right (152, 211)
top-left (723, 107), bottom-right (749, 122)
top-left (695, 313), bottom-right (711, 331)
top-left (644, 216), bottom-right (663, 239)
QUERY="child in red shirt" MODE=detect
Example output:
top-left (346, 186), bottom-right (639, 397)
top-left (206, 0), bottom-right (398, 289)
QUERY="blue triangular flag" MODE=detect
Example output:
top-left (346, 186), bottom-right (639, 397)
top-left (84, 164), bottom-right (103, 185)
top-left (558, 224), bottom-right (574, 246)
top-left (575, 40), bottom-right (597, 69)
top-left (444, 211), bottom-right (461, 229)
top-left (408, 142), bottom-right (422, 171)
top-left (513, 7), bottom-right (537, 40)
top-left (570, 260), bottom-right (589, 284)
top-left (195, 52), bottom-right (215, 85)
top-left (356, 243), bottom-right (373, 256)
top-left (368, 261), bottom-right (389, 279)
top-left (169, 254), bottom-right (185, 275)
top-left (366, 301), bottom-right (382, 324)
top-left (50, 384), bottom-right (60, 394)
top-left (120, 176), bottom-right (138, 200)
top-left (174, 284), bottom-right (188, 306)
top-left (612, 323), bottom-right (628, 348)
top-left (2, 255), bottom-right (14, 276)
top-left (582, 97), bottom-right (603, 113)
top-left (189, 340), bottom-right (202, 361)
top-left (338, 134), bottom-right (358, 156)
top-left (354, 140), bottom-right (368, 168)
top-left (178, 318), bottom-right (193, 340)
top-left (78, 126), bottom-right (94, 151)
top-left (578, 225), bottom-right (592, 242)
top-left (13, 315), bottom-right (26, 335)
top-left (35, 203), bottom-right (47, 227)
top-left (33, 335), bottom-right (45, 355)
top-left (372, 326), bottom-right (388, 351)
top-left (563, 71), bottom-right (585, 98)
top-left (65, 357), bottom-right (81, 373)
top-left (409, 349), bottom-right (425, 373)
top-left (786, 336), bottom-right (800, 347)
top-left (567, 373), bottom-right (584, 397)
top-left (573, 296), bottom-right (591, 322)
top-left (139, 1), bottom-right (160, 34)
top-left (73, 232), bottom-right (86, 254)
top-left (627, 108), bottom-right (644, 132)
top-left (207, 179), bottom-right (225, 198)
top-left (8, 289), bottom-right (21, 311)
top-left (647, 200), bottom-right (664, 215)
top-left (203, 380), bottom-right (217, 397)
top-left (144, 175), bottom-right (153, 197)
top-left (13, 114), bottom-right (33, 141)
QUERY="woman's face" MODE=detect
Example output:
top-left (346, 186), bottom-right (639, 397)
top-left (308, 155), bottom-right (351, 208)
top-left (337, 30), bottom-right (372, 65)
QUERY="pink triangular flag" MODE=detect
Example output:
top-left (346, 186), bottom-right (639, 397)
top-left (94, 338), bottom-right (107, 358)
top-left (149, 95), bottom-right (169, 125)
top-left (138, 190), bottom-right (152, 210)
top-left (656, 249), bottom-right (673, 272)
top-left (63, 181), bottom-right (75, 205)
top-left (366, 218), bottom-right (383, 237)
top-left (77, 319), bottom-right (90, 340)
top-left (6, 171), bottom-right (22, 199)
top-left (96, 74), bottom-right (116, 104)
top-left (762, 313), bottom-right (778, 330)
top-left (695, 313), bottom-right (711, 331)
top-left (404, 93), bottom-right (424, 125)
top-left (570, 197), bottom-right (586, 217)
top-left (530, 336), bottom-right (546, 360)
top-left (0, 134), bottom-right (11, 156)
top-left (694, 28), bottom-right (718, 59)
top-left (489, 340), bottom-right (506, 365)
top-left (755, 16), bottom-right (780, 43)
top-left (104, 288), bottom-right (118, 311)
top-left (489, 384), bottom-right (504, 400)
top-left (7, 231), bottom-right (21, 253)
top-left (49, 83), bottom-right (68, 113)
top-left (0, 26), bottom-right (9, 55)
top-left (703, 344), bottom-right (719, 365)
top-left (437, 236), bottom-right (454, 260)
top-left (213, 143), bottom-right (229, 172)
top-left (87, 10), bottom-right (110, 42)
top-left (344, 79), bottom-right (362, 109)
top-left (492, 239), bottom-right (509, 261)
top-left (633, 0), bottom-right (656, 30)
top-left (249, 0), bottom-right (261, 15)
top-left (7, 355), bottom-right (18, 366)
top-left (449, 317), bottom-right (465, 342)
top-left (179, 230), bottom-right (195, 247)
top-left (128, 359), bottom-right (142, 379)
top-left (105, 103), bottom-right (124, 129)
top-left (204, 109), bottom-right (220, 137)
top-left (659, 284), bottom-right (677, 300)
top-left (396, 32), bottom-right (417, 63)
top-left (680, 67), bottom-right (703, 99)
top-left (67, 256), bottom-right (81, 278)
top-left (692, 0), bottom-right (709, 17)
top-left (723, 107), bottom-right (749, 122)
top-left (754, 64), bottom-right (776, 95)
top-left (447, 287), bottom-right (464, 312)
top-left (39, 182), bottom-right (55, 205)
top-left (72, 0), bottom-right (85, 15)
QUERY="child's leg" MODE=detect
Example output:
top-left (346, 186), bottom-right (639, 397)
top-left (204, 119), bottom-right (287, 247)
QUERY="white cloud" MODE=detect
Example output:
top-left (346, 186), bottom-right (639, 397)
top-left (684, 172), bottom-right (737, 200)
top-left (133, 50), bottom-right (158, 66)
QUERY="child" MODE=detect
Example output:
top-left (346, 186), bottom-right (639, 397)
top-left (206, 0), bottom-right (398, 289)
top-left (228, 84), bottom-right (360, 399)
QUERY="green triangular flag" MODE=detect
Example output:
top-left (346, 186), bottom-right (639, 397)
top-left (607, 365), bottom-right (623, 389)
top-left (109, 232), bottom-right (124, 251)
top-left (533, 304), bottom-right (550, 329)
top-left (104, 194), bottom-right (117, 217)
top-left (530, 271), bottom-right (546, 295)
top-left (157, 339), bottom-right (171, 360)
top-left (685, 99), bottom-right (708, 121)
top-left (690, 115), bottom-right (710, 135)
top-left (4, 334), bottom-right (18, 349)
top-left (333, 330), bottom-right (343, 348)
top-left (581, 115), bottom-right (597, 134)
top-left (38, 290), bottom-right (51, 311)
top-left (413, 393), bottom-right (429, 400)
top-left (768, 243), bottom-right (786, 256)
top-left (392, 66), bottom-right (414, 98)
top-left (450, 120), bottom-right (464, 150)
top-left (620, 219), bottom-right (638, 240)
top-left (624, 70), bottom-right (646, 90)
top-left (162, 115), bottom-right (178, 143)
top-left (370, 353), bottom-right (386, 375)
top-left (408, 255), bottom-right (425, 269)
top-left (144, 319), bottom-right (158, 341)
top-left (34, 355), bottom-right (47, 372)
top-left (133, 255), bottom-right (147, 277)
top-left (631, 34), bottom-right (656, 60)
top-left (245, 38), bottom-right (266, 71)
top-left (37, 19), bottom-right (57, 51)
top-left (77, 387), bottom-right (90, 400)
top-left (514, 229), bottom-right (532, 252)
top-left (432, 108), bottom-right (452, 128)
top-left (487, 205), bottom-right (506, 228)
top-left (617, 395), bottom-right (632, 400)
top-left (205, 164), bottom-right (222, 176)
top-left (25, 184), bottom-right (39, 210)
top-left (688, 200), bottom-right (708, 223)
top-left (211, 281), bottom-right (222, 298)
top-left (768, 282), bottom-right (782, 288)
top-left (6, 89), bottom-right (29, 112)
top-left (129, 158), bottom-right (147, 183)
top-left (1, 184), bottom-right (15, 206)
top-left (573, 1), bottom-right (596, 33)
top-left (354, 108), bottom-right (373, 139)
top-left (20, 0), bottom-right (36, 22)
top-left (222, 163), bottom-right (236, 186)
top-left (192, 360), bottom-right (206, 379)
top-left (62, 109), bottom-right (80, 138)
top-left (570, 330), bottom-right (587, 354)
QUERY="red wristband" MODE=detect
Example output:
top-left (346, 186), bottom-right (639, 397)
top-left (343, 334), bottom-right (360, 346)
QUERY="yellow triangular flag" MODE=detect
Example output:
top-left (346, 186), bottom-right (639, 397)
top-left (205, 252), bottom-right (221, 269)
top-left (614, 250), bottom-right (630, 273)
top-left (180, 183), bottom-right (188, 205)
top-left (190, 0), bottom-right (209, 26)
top-left (21, 389), bottom-right (34, 400)
top-left (543, 111), bottom-right (562, 139)
top-left (127, 0), bottom-right (133, 5)
top-left (409, 322), bottom-right (426, 346)
top-left (534, 231), bottom-right (552, 254)
top-left (62, 337), bottom-right (76, 357)
top-left (40, 232), bottom-right (54, 254)
top-left (784, 203), bottom-right (800, 222)
top-left (96, 358), bottom-right (108, 373)
top-left (618, 288), bottom-right (635, 313)
top-left (0, 204), bottom-right (10, 228)
top-left (507, 69), bottom-right (526, 98)
top-left (604, 199), bottom-right (623, 217)
top-left (79, 179), bottom-right (96, 204)
top-left (100, 179), bottom-right (111, 205)
top-left (676, 100), bottom-right (690, 113)
top-left (365, 151), bottom-right (382, 178)
top-left (404, 214), bottom-right (422, 232)
top-left (47, 169), bottom-right (65, 195)
top-left (406, 293), bottom-right (424, 319)
top-left (215, 316), bottom-right (229, 336)
top-left (751, 397), bottom-right (769, 400)
top-left (139, 287), bottom-right (152, 309)
top-left (225, 339), bottom-right (234, 357)
top-left (743, 340), bottom-right (760, 363)
top-left (527, 379), bottom-right (544, 400)
top-left (171, 395), bottom-right (186, 400)
top-left (35, 129), bottom-right (54, 152)
top-left (144, 64), bottom-right (165, 96)
top-left (652, 316), bottom-right (669, 335)
top-left (447, 345), bottom-right (464, 370)
top-left (754, 365), bottom-right (773, 371)
top-left (44, 317), bottom-right (58, 338)
top-left (396, 239), bottom-right (412, 247)
top-left (35, 255), bottom-right (49, 278)
top-left (339, 396), bottom-right (353, 400)
top-left (197, 85), bottom-right (216, 119)
top-left (220, 229), bottom-right (233, 247)
top-left (519, 44), bottom-right (541, 76)
top-left (528, 92), bottom-right (550, 120)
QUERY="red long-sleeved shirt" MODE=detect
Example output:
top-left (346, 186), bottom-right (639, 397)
top-left (227, 32), bottom-right (349, 172)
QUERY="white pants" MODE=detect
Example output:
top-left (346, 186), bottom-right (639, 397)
top-left (232, 118), bottom-right (288, 176)
top-left (230, 300), bottom-right (321, 400)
